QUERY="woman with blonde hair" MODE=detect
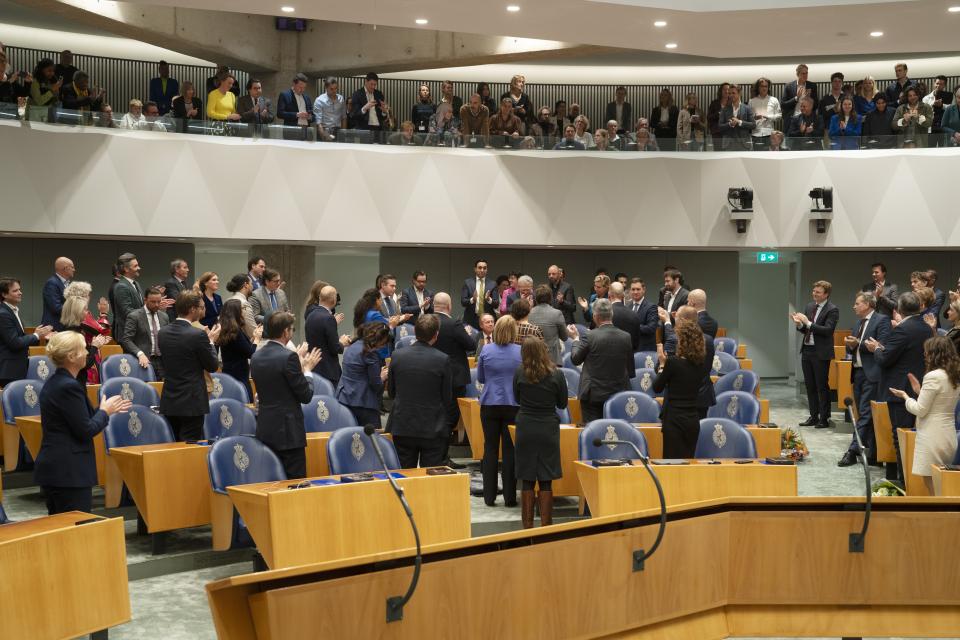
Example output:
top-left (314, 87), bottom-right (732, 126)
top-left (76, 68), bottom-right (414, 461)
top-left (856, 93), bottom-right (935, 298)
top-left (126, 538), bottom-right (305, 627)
top-left (503, 74), bottom-right (532, 125)
top-left (855, 76), bottom-right (878, 115)
top-left (677, 91), bottom-right (706, 151)
top-left (573, 114), bottom-right (594, 148)
top-left (60, 281), bottom-right (111, 383)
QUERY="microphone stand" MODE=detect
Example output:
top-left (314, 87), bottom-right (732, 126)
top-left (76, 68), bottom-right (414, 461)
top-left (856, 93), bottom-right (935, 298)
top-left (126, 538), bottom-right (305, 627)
top-left (844, 398), bottom-right (872, 553)
top-left (593, 438), bottom-right (667, 569)
top-left (363, 424), bottom-right (422, 621)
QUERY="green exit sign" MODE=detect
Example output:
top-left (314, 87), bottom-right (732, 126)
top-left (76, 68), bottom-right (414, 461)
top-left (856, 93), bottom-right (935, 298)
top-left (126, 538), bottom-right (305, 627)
top-left (757, 252), bottom-right (780, 264)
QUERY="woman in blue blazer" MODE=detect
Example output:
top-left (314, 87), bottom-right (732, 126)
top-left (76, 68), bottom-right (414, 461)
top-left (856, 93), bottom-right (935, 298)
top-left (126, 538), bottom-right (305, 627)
top-left (34, 332), bottom-right (131, 514)
top-left (829, 97), bottom-right (863, 151)
top-left (336, 322), bottom-right (390, 426)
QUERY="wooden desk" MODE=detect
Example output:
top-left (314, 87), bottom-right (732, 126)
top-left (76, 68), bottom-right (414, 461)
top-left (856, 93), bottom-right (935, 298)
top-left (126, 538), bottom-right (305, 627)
top-left (506, 425), bottom-right (582, 497)
top-left (898, 428), bottom-right (931, 497)
top-left (16, 415), bottom-right (108, 487)
top-left (459, 397), bottom-right (582, 461)
top-left (0, 513), bottom-right (130, 639)
top-left (931, 465), bottom-right (960, 496)
top-left (110, 442), bottom-right (212, 533)
top-left (228, 468), bottom-right (471, 570)
top-left (577, 460), bottom-right (798, 517)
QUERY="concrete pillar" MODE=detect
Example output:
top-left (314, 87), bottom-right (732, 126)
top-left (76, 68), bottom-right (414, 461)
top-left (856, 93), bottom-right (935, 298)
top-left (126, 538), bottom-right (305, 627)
top-left (249, 245), bottom-right (316, 341)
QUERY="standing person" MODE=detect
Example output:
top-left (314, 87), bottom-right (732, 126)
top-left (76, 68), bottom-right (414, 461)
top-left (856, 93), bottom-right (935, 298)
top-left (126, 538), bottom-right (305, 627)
top-left (677, 92), bottom-right (706, 151)
top-left (514, 337), bottom-right (567, 528)
top-left (578, 273), bottom-right (611, 328)
top-left (399, 270), bottom-right (434, 320)
top-left (862, 262), bottom-right (898, 316)
top-left (659, 268), bottom-right (689, 326)
top-left (604, 86), bottom-right (632, 133)
top-left (718, 84), bottom-right (755, 151)
top-left (251, 312), bottom-right (321, 479)
top-left (461, 259), bottom-right (498, 330)
top-left (888, 336), bottom-right (960, 494)
top-left (791, 280), bottom-right (839, 429)
top-left (884, 62), bottom-right (915, 108)
top-left (781, 63), bottom-right (818, 124)
top-left (627, 278), bottom-right (659, 352)
top-left (568, 299), bottom-right (634, 423)
top-left (157, 292), bottom-right (221, 441)
top-left (217, 299), bottom-right (261, 401)
top-left (862, 93), bottom-right (896, 148)
top-left (687, 289), bottom-right (718, 338)
top-left (433, 293), bottom-right (475, 468)
top-left (410, 83), bottom-right (436, 134)
top-left (706, 82), bottom-right (730, 148)
top-left (196, 272), bottom-right (223, 330)
top-left (34, 332), bottom-right (130, 515)
top-left (148, 60), bottom-right (179, 115)
top-left (237, 78), bottom-right (274, 132)
top-left (476, 316), bottom-right (522, 507)
top-left (509, 299), bottom-right (544, 344)
top-left (59, 281), bottom-right (111, 384)
top-left (205, 73), bottom-right (241, 123)
top-left (305, 285), bottom-right (351, 386)
top-left (649, 88), bottom-right (679, 150)
top-left (528, 286), bottom-right (567, 365)
top-left (893, 86), bottom-right (934, 148)
top-left (225, 274), bottom-right (257, 340)
top-left (171, 81), bottom-right (203, 125)
top-left (502, 74), bottom-right (533, 126)
top-left (653, 319), bottom-right (706, 458)
top-left (313, 77), bottom-right (346, 142)
top-left (111, 253), bottom-right (144, 339)
top-left (0, 278), bottom-right (53, 386)
top-left (42, 256), bottom-right (75, 330)
top-left (249, 268), bottom-right (290, 324)
top-left (749, 77), bottom-right (781, 149)
top-left (276, 72), bottom-right (315, 140)
top-left (336, 322), bottom-right (390, 427)
top-left (923, 75), bottom-right (953, 147)
top-left (386, 314), bottom-right (453, 468)
top-left (547, 264), bottom-right (576, 325)
top-left (350, 72), bottom-right (390, 142)
top-left (247, 256), bottom-right (266, 291)
top-left (119, 287), bottom-right (169, 380)
top-left (164, 258), bottom-right (191, 322)
top-left (608, 282), bottom-right (641, 352)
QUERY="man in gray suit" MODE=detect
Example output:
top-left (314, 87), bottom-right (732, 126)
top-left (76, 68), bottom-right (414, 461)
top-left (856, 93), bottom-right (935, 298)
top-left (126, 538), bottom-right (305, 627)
top-left (249, 268), bottom-right (290, 324)
top-left (568, 298), bottom-right (635, 423)
top-left (121, 287), bottom-right (170, 379)
top-left (529, 285), bottom-right (567, 365)
top-left (862, 262), bottom-right (899, 317)
top-left (112, 253), bottom-right (145, 339)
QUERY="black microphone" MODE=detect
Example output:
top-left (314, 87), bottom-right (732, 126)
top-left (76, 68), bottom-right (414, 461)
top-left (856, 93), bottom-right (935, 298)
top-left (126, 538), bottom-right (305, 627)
top-left (592, 437), bottom-right (666, 568)
top-left (363, 424), bottom-right (422, 621)
top-left (843, 397), bottom-right (872, 552)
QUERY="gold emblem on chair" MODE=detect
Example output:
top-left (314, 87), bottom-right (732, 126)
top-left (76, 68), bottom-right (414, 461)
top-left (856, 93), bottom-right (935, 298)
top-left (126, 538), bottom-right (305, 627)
top-left (128, 410), bottom-right (143, 437)
top-left (712, 355), bottom-right (722, 372)
top-left (603, 424), bottom-right (619, 451)
top-left (712, 423), bottom-right (727, 448)
top-left (643, 355), bottom-right (654, 369)
top-left (24, 384), bottom-right (38, 408)
top-left (120, 382), bottom-right (134, 402)
top-left (233, 443), bottom-right (250, 471)
top-left (219, 405), bottom-right (234, 429)
top-left (119, 357), bottom-right (132, 376)
top-left (733, 373), bottom-right (744, 391)
top-left (716, 340), bottom-right (725, 353)
top-left (625, 396), bottom-right (639, 418)
top-left (212, 378), bottom-right (223, 399)
top-left (475, 382), bottom-right (484, 393)
top-left (316, 400), bottom-right (330, 423)
top-left (351, 432), bottom-right (365, 461)
top-left (726, 395), bottom-right (739, 418)
top-left (399, 325), bottom-right (409, 338)
top-left (640, 372), bottom-right (652, 391)
top-left (36, 359), bottom-right (50, 380)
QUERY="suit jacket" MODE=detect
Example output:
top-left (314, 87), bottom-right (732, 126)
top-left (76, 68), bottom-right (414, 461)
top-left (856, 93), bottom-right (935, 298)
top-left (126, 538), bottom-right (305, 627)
top-left (649, 104), bottom-right (679, 138)
top-left (335, 340), bottom-right (383, 411)
top-left (461, 277), bottom-right (499, 328)
top-left (550, 281), bottom-right (577, 325)
top-left (163, 277), bottom-right (191, 322)
top-left (697, 311), bottom-right (719, 338)
top-left (349, 87), bottom-right (388, 130)
top-left (148, 77), bottom-right (180, 115)
top-left (399, 286), bottom-right (434, 318)
top-left (610, 302), bottom-right (641, 352)
top-left (718, 102), bottom-right (756, 149)
top-left (929, 288), bottom-right (946, 322)
top-left (661, 327), bottom-right (716, 410)
top-left (41, 275), bottom-right (67, 329)
top-left (875, 314), bottom-right (931, 404)
top-left (659, 287), bottom-right (689, 318)
top-left (0, 304), bottom-right (39, 381)
top-left (386, 341), bottom-right (452, 439)
top-left (781, 80), bottom-right (819, 121)
top-left (251, 341), bottom-right (314, 451)
top-left (528, 303), bottom-right (568, 365)
top-left (847, 312), bottom-right (892, 383)
top-left (305, 305), bottom-right (343, 384)
top-left (862, 281), bottom-right (899, 317)
top-left (157, 319), bottom-right (219, 418)
top-left (112, 278), bottom-right (144, 338)
top-left (604, 101), bottom-right (633, 130)
top-left (249, 287), bottom-right (290, 324)
top-left (276, 89), bottom-right (315, 127)
top-left (237, 94), bottom-right (275, 124)
top-left (434, 313), bottom-right (475, 388)
top-left (570, 323), bottom-right (635, 404)
top-left (796, 300), bottom-right (839, 360)
top-left (625, 299), bottom-right (659, 352)
top-left (121, 307), bottom-right (170, 358)
top-left (34, 368), bottom-right (109, 488)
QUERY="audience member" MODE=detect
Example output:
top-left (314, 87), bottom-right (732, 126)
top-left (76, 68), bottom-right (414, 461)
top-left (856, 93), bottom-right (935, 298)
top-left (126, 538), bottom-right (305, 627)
top-left (433, 292), bottom-right (475, 468)
top-left (529, 105), bottom-right (556, 139)
top-left (749, 77), bottom-right (781, 149)
top-left (377, 273), bottom-right (402, 318)
top-left (225, 273), bottom-right (257, 340)
top-left (819, 72), bottom-right (846, 122)
top-left (942, 86), bottom-right (960, 147)
top-left (893, 86), bottom-right (933, 147)
top-left (117, 98), bottom-right (147, 129)
top-left (781, 63), bottom-right (818, 123)
top-left (653, 315), bottom-right (706, 457)
top-left (687, 289), bottom-right (717, 338)
top-left (314, 77), bottom-right (345, 141)
top-left (768, 130), bottom-right (786, 151)
top-left (411, 83), bottom-right (435, 133)
top-left (551, 99), bottom-right (571, 132)
top-left (205, 64), bottom-right (239, 97)
top-left (54, 50), bottom-right (77, 84)
top-left (460, 93), bottom-right (491, 145)
top-left (884, 62), bottom-right (915, 108)
top-left (336, 322), bottom-right (390, 426)
top-left (276, 73), bottom-right (314, 140)
top-left (677, 91), bottom-right (706, 151)
top-left (350, 72), bottom-right (390, 141)
top-left (792, 280), bottom-right (839, 429)
top-left (399, 270), bottom-right (434, 319)
top-left (571, 115), bottom-right (593, 148)
top-left (59, 281), bottom-right (110, 384)
top-left (217, 299), bottom-right (261, 400)
top-left (503, 74), bottom-right (532, 125)
top-left (505, 275), bottom-right (534, 308)
top-left (60, 71), bottom-right (105, 114)
top-left (120, 287), bottom-right (169, 380)
top-left (787, 96), bottom-right (824, 150)
top-left (528, 286), bottom-right (566, 365)
top-left (389, 120), bottom-right (421, 145)
top-left (944, 300), bottom-right (960, 353)
top-left (96, 103), bottom-right (117, 128)
top-left (922, 270), bottom-right (946, 320)
top-left (476, 81), bottom-right (497, 115)
top-left (828, 96), bottom-right (862, 150)
top-left (862, 93), bottom-right (895, 147)
top-left (489, 96), bottom-right (525, 139)
top-left (196, 272), bottom-right (223, 330)
top-left (247, 256), bottom-right (265, 290)
top-left (579, 273), bottom-right (611, 327)
top-left (164, 259), bottom-right (191, 321)
top-left (428, 103), bottom-right (460, 144)
top-left (855, 76), bottom-right (878, 115)
top-left (649, 87), bottom-right (679, 150)
top-left (305, 285), bottom-right (351, 385)
top-left (461, 259), bottom-right (498, 330)
top-left (605, 86), bottom-right (632, 133)
top-left (143, 101), bottom-right (173, 132)
top-left (206, 73), bottom-right (241, 123)
top-left (148, 60), bottom-right (178, 115)
top-left (439, 79), bottom-right (463, 115)
top-left (41, 257), bottom-right (74, 330)
top-left (922, 75), bottom-right (952, 147)
top-left (249, 268), bottom-right (290, 324)
top-left (171, 81), bottom-right (202, 125)
top-left (547, 265), bottom-right (576, 325)
top-left (626, 278), bottom-right (658, 351)
top-left (659, 268), bottom-right (689, 325)
top-left (303, 279), bottom-right (330, 321)
top-left (554, 124), bottom-right (585, 149)
top-left (608, 282), bottom-right (641, 352)
top-left (718, 84), bottom-right (755, 151)
top-left (510, 298), bottom-right (544, 346)
top-left (568, 298), bottom-right (634, 422)
top-left (29, 57), bottom-right (62, 115)
top-left (592, 128), bottom-right (613, 151)
top-left (473, 313), bottom-right (496, 355)
top-left (706, 82), bottom-right (730, 146)
top-left (112, 253), bottom-right (144, 338)
top-left (237, 78), bottom-right (274, 130)
top-left (632, 118), bottom-right (659, 150)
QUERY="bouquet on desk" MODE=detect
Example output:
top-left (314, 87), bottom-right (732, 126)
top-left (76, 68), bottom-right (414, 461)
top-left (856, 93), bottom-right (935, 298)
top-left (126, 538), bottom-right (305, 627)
top-left (780, 427), bottom-right (809, 462)
top-left (871, 479), bottom-right (905, 497)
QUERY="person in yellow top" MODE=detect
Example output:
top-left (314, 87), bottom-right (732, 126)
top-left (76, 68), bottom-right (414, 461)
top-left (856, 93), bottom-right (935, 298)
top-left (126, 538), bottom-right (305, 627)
top-left (206, 73), bottom-right (241, 122)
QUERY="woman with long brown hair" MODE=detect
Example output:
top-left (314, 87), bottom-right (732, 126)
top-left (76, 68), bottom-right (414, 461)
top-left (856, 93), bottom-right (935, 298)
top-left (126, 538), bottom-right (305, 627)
top-left (217, 299), bottom-right (261, 400)
top-left (653, 318), bottom-right (706, 458)
top-left (513, 337), bottom-right (568, 528)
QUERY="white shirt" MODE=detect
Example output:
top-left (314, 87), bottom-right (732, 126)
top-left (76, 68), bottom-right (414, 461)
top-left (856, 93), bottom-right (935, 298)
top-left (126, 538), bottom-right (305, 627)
top-left (294, 92), bottom-right (307, 126)
top-left (615, 103), bottom-right (624, 126)
top-left (119, 113), bottom-right (146, 130)
top-left (630, 297), bottom-right (645, 313)
top-left (854, 311), bottom-right (874, 368)
top-left (749, 95), bottom-right (781, 137)
top-left (804, 303), bottom-right (824, 346)
top-left (415, 288), bottom-right (425, 308)
top-left (4, 302), bottom-right (24, 331)
top-left (366, 91), bottom-right (380, 126)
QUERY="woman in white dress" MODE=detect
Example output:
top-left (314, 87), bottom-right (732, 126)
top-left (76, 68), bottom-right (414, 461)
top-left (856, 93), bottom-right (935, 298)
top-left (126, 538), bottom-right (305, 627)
top-left (889, 336), bottom-right (960, 494)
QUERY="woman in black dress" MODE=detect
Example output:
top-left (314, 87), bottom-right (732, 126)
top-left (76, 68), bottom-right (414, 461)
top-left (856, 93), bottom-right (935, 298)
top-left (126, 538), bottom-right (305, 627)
top-left (217, 299), bottom-right (260, 401)
top-left (513, 337), bottom-right (568, 528)
top-left (653, 320), bottom-right (706, 458)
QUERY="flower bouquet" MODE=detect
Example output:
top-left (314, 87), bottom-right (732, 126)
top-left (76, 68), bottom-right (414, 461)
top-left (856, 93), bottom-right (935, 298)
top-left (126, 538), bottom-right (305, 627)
top-left (780, 427), bottom-right (809, 462)
top-left (871, 479), bottom-right (905, 497)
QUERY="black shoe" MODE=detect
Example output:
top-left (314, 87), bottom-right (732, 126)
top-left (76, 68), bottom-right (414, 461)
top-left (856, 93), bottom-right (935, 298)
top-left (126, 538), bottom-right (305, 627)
top-left (815, 421), bottom-right (832, 429)
top-left (445, 459), bottom-right (466, 469)
top-left (838, 451), bottom-right (858, 467)
top-left (799, 417), bottom-right (818, 426)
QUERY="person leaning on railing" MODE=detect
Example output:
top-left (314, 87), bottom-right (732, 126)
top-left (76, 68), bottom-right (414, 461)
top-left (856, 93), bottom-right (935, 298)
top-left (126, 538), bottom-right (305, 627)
top-left (59, 71), bottom-right (105, 115)
top-left (206, 72), bottom-right (241, 122)
top-left (893, 85), bottom-right (934, 148)
top-left (29, 57), bottom-right (62, 119)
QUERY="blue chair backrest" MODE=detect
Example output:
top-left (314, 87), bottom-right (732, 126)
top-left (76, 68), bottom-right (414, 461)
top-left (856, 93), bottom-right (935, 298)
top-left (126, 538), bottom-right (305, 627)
top-left (1, 379), bottom-right (44, 424)
top-left (210, 372), bottom-right (251, 403)
top-left (562, 352), bottom-right (578, 370)
top-left (327, 427), bottom-right (400, 474)
top-left (27, 355), bottom-right (55, 382)
top-left (204, 398), bottom-right (257, 440)
top-left (630, 368), bottom-right (660, 398)
top-left (561, 339), bottom-right (573, 356)
top-left (0, 502), bottom-right (8, 524)
top-left (557, 406), bottom-right (571, 423)
top-left (394, 324), bottom-right (416, 341)
top-left (207, 435), bottom-right (286, 494)
top-left (101, 377), bottom-right (160, 408)
top-left (465, 367), bottom-right (482, 398)
top-left (633, 351), bottom-right (659, 371)
top-left (104, 405), bottom-right (174, 450)
top-left (560, 368), bottom-right (580, 398)
top-left (101, 354), bottom-right (156, 382)
top-left (602, 391), bottom-right (661, 423)
top-left (394, 335), bottom-right (417, 350)
top-left (713, 370), bottom-right (759, 396)
top-left (574, 324), bottom-right (590, 338)
top-left (955, 398), bottom-right (960, 430)
top-left (695, 418), bottom-right (757, 458)
top-left (711, 352), bottom-right (741, 376)
top-left (308, 373), bottom-right (336, 397)
top-left (953, 432), bottom-right (960, 464)
top-left (579, 419), bottom-right (649, 461)
top-left (302, 395), bottom-right (358, 433)
top-left (707, 391), bottom-right (761, 426)
top-left (713, 337), bottom-right (739, 356)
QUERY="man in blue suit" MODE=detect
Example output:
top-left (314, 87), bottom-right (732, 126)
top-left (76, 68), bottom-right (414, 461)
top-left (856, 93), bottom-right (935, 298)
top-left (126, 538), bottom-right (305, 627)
top-left (839, 292), bottom-right (892, 467)
top-left (305, 285), bottom-right (350, 385)
top-left (626, 278), bottom-right (658, 352)
top-left (147, 61), bottom-right (179, 116)
top-left (399, 270), bottom-right (434, 319)
top-left (0, 278), bottom-right (53, 386)
top-left (349, 72), bottom-right (390, 142)
top-left (41, 256), bottom-right (75, 330)
top-left (276, 73), bottom-right (315, 140)
top-left (460, 259), bottom-right (498, 330)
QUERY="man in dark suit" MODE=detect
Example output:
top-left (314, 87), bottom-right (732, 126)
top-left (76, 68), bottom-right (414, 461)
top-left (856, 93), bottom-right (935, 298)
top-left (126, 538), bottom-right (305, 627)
top-left (252, 312), bottom-right (321, 479)
top-left (569, 299), bottom-right (635, 423)
top-left (247, 256), bottom-right (266, 292)
top-left (473, 313), bottom-right (496, 357)
top-left (305, 285), bottom-right (350, 385)
top-left (792, 280), bottom-right (840, 429)
top-left (787, 97), bottom-right (824, 150)
top-left (41, 256), bottom-right (75, 330)
top-left (237, 78), bottom-right (275, 129)
top-left (608, 283), bottom-right (641, 352)
top-left (660, 268), bottom-right (689, 326)
top-left (164, 258), bottom-right (191, 322)
top-left (350, 72), bottom-right (390, 140)
top-left (839, 292), bottom-right (892, 467)
top-left (862, 262), bottom-right (898, 317)
top-left (867, 291), bottom-right (929, 482)
top-left (432, 293), bottom-right (475, 468)
top-left (276, 73), bottom-right (315, 140)
top-left (781, 63), bottom-right (819, 123)
top-left (157, 292), bottom-right (220, 441)
top-left (387, 314), bottom-right (453, 468)
top-left (604, 86), bottom-right (632, 132)
top-left (121, 287), bottom-right (169, 380)
top-left (399, 270), bottom-right (434, 319)
top-left (547, 264), bottom-right (576, 325)
top-left (0, 278), bottom-right (53, 386)
top-left (112, 253), bottom-right (144, 339)
top-left (147, 60), bottom-right (179, 115)
top-left (461, 259), bottom-right (498, 330)
top-left (717, 85), bottom-right (756, 150)
top-left (923, 269), bottom-right (946, 321)
top-left (626, 278), bottom-right (658, 352)
top-left (687, 289), bottom-right (718, 338)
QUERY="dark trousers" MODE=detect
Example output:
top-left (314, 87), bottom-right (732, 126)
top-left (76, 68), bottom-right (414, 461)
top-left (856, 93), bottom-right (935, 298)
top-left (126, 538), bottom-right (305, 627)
top-left (166, 415), bottom-right (204, 441)
top-left (393, 435), bottom-right (446, 469)
top-left (348, 406), bottom-right (382, 429)
top-left (271, 446), bottom-right (307, 480)
top-left (800, 346), bottom-right (831, 423)
top-left (42, 485), bottom-right (93, 515)
top-left (662, 411), bottom-right (701, 458)
top-left (480, 405), bottom-right (518, 505)
top-left (580, 399), bottom-right (605, 424)
top-left (149, 355), bottom-right (165, 381)
top-left (887, 401), bottom-right (914, 482)
top-left (849, 368), bottom-right (877, 455)
top-left (443, 385), bottom-right (467, 459)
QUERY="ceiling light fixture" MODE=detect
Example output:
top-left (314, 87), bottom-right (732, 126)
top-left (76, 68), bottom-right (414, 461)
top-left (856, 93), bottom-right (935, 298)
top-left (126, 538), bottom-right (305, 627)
top-left (665, 42), bottom-right (678, 49)
top-left (507, 5), bottom-right (521, 12)
top-left (415, 18), bottom-right (428, 25)
top-left (654, 20), bottom-right (667, 27)
top-left (869, 30), bottom-right (883, 37)
top-left (949, 6), bottom-right (960, 12)
top-left (280, 6), bottom-right (295, 12)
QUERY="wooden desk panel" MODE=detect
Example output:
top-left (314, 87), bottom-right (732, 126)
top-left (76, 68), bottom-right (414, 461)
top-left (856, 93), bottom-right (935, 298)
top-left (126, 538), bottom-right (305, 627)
top-left (229, 468), bottom-right (470, 570)
top-left (870, 401), bottom-right (898, 463)
top-left (506, 425), bottom-right (582, 497)
top-left (1, 420), bottom-right (20, 472)
top-left (898, 428), bottom-right (931, 497)
top-left (931, 466), bottom-right (960, 496)
top-left (17, 415), bottom-right (108, 488)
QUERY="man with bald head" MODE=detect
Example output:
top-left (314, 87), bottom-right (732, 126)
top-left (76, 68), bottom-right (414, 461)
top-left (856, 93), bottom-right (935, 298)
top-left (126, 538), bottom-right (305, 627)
top-left (608, 281), bottom-right (641, 352)
top-left (305, 283), bottom-right (352, 385)
top-left (686, 288), bottom-right (718, 338)
top-left (548, 264), bottom-right (576, 325)
top-left (432, 292), bottom-right (476, 467)
top-left (41, 256), bottom-right (75, 330)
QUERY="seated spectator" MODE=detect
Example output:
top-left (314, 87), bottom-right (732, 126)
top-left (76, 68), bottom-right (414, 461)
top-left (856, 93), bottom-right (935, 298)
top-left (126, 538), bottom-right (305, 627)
top-left (529, 106), bottom-right (557, 138)
top-left (489, 96), bottom-right (524, 139)
top-left (855, 76), bottom-right (878, 115)
top-left (118, 98), bottom-right (146, 129)
top-left (410, 83), bottom-right (435, 134)
top-left (237, 78), bottom-right (274, 127)
top-left (148, 60), bottom-right (178, 115)
top-left (677, 91), bottom-right (706, 151)
top-left (59, 71), bottom-right (105, 114)
top-left (96, 103), bottom-right (116, 128)
top-left (206, 73), bottom-right (241, 122)
top-left (428, 103), bottom-right (460, 145)
top-left (787, 96), bottom-right (823, 150)
top-left (206, 64), bottom-right (239, 97)
top-left (459, 93), bottom-right (490, 145)
top-left (632, 118), bottom-right (659, 150)
top-left (572, 115), bottom-right (593, 148)
top-left (942, 86), bottom-right (960, 147)
top-left (749, 77), bottom-right (780, 149)
top-left (593, 128), bottom-right (615, 151)
top-left (649, 88), bottom-right (679, 150)
top-left (606, 119), bottom-right (626, 150)
top-left (768, 130), bottom-right (785, 151)
top-left (439, 80), bottom-right (462, 115)
top-left (552, 100), bottom-right (572, 132)
top-left (893, 86), bottom-right (933, 147)
top-left (553, 124), bottom-right (585, 150)
top-left (862, 93), bottom-right (895, 148)
top-left (634, 128), bottom-right (656, 151)
top-left (143, 101), bottom-right (173, 132)
top-left (29, 57), bottom-right (62, 111)
top-left (388, 120), bottom-right (422, 146)
top-left (828, 97), bottom-right (862, 150)
top-left (314, 77), bottom-right (346, 141)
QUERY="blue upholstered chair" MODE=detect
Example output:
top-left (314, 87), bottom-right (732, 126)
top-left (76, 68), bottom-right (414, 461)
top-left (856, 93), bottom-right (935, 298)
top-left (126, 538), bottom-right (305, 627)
top-left (210, 372), bottom-right (251, 403)
top-left (602, 391), bottom-right (661, 423)
top-left (561, 339), bottom-right (574, 356)
top-left (26, 355), bottom-right (55, 382)
top-left (579, 419), bottom-right (649, 461)
top-left (559, 368), bottom-right (580, 398)
top-left (307, 372), bottom-right (336, 397)
top-left (204, 398), bottom-right (257, 441)
top-left (0, 502), bottom-right (8, 524)
top-left (327, 426), bottom-right (400, 474)
top-left (713, 370), bottom-right (759, 396)
top-left (710, 352), bottom-right (741, 376)
top-left (1, 379), bottom-right (45, 470)
top-left (103, 405), bottom-right (174, 450)
top-left (633, 351), bottom-right (659, 371)
top-left (394, 324), bottom-right (416, 341)
top-left (713, 337), bottom-right (739, 356)
top-left (629, 368), bottom-right (660, 398)
top-left (707, 391), bottom-right (761, 426)
top-left (101, 354), bottom-right (156, 382)
top-left (953, 432), bottom-right (960, 464)
top-left (562, 352), bottom-right (578, 371)
top-left (101, 377), bottom-right (160, 408)
top-left (557, 406), bottom-right (572, 423)
top-left (954, 398), bottom-right (960, 430)
top-left (394, 335), bottom-right (417, 350)
top-left (465, 368), bottom-right (482, 399)
top-left (574, 324), bottom-right (590, 338)
top-left (302, 395), bottom-right (358, 433)
top-left (695, 418), bottom-right (757, 458)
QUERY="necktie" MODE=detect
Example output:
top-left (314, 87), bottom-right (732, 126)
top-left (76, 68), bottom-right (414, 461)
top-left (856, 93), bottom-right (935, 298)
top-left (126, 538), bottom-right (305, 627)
top-left (476, 280), bottom-right (484, 315)
top-left (270, 292), bottom-right (278, 311)
top-left (133, 281), bottom-right (143, 304)
top-left (485, 335), bottom-right (492, 345)
top-left (150, 312), bottom-right (160, 356)
top-left (632, 302), bottom-right (640, 313)
top-left (383, 296), bottom-right (394, 316)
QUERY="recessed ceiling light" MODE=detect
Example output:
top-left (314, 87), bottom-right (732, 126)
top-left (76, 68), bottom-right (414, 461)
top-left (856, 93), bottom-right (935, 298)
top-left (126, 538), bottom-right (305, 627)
top-left (280, 6), bottom-right (295, 12)
top-left (507, 4), bottom-right (521, 12)
top-left (415, 18), bottom-right (428, 25)
top-left (949, 6), bottom-right (960, 12)
top-left (869, 31), bottom-right (883, 37)
top-left (654, 20), bottom-right (667, 27)
top-left (665, 42), bottom-right (678, 49)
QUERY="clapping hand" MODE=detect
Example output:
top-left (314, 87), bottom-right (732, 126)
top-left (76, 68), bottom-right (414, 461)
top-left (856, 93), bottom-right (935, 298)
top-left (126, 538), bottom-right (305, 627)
top-left (577, 296), bottom-right (588, 310)
top-left (923, 313), bottom-right (938, 330)
top-left (35, 325), bottom-right (54, 338)
top-left (907, 372), bottom-right (922, 396)
top-left (566, 324), bottom-right (579, 340)
top-left (206, 322), bottom-right (222, 344)
top-left (864, 337), bottom-right (881, 353)
top-left (299, 345), bottom-right (322, 373)
top-left (658, 307), bottom-right (669, 323)
top-left (843, 335), bottom-right (859, 349)
top-left (92, 334), bottom-right (110, 349)
top-left (887, 387), bottom-right (909, 401)
top-left (380, 365), bottom-right (389, 382)
top-left (100, 394), bottom-right (132, 416)
top-left (335, 312), bottom-right (345, 324)
top-left (339, 334), bottom-right (352, 346)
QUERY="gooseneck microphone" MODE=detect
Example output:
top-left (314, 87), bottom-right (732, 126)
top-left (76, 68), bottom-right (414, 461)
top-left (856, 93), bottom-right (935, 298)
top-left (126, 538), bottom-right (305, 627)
top-left (592, 438), bottom-right (667, 567)
top-left (843, 397), bottom-right (872, 552)
top-left (363, 424), bottom-right (422, 621)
